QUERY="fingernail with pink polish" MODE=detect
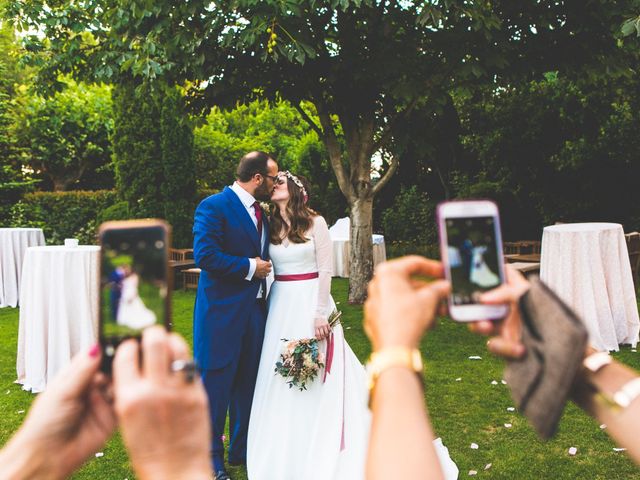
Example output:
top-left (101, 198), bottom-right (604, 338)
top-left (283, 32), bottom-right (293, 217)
top-left (89, 344), bottom-right (100, 358)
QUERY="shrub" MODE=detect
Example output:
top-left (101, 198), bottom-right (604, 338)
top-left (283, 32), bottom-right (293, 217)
top-left (381, 186), bottom-right (437, 246)
top-left (10, 190), bottom-right (117, 245)
top-left (97, 201), bottom-right (130, 223)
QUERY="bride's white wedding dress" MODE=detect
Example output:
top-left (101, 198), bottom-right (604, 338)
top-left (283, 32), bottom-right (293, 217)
top-left (247, 216), bottom-right (458, 480)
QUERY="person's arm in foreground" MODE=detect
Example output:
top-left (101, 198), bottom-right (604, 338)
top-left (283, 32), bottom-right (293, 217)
top-left (473, 266), bottom-right (640, 465)
top-left (113, 326), bottom-right (211, 480)
top-left (0, 345), bottom-right (116, 480)
top-left (363, 256), bottom-right (450, 480)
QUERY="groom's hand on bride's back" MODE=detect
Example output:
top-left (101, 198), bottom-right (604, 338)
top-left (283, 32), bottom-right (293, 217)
top-left (254, 258), bottom-right (272, 279)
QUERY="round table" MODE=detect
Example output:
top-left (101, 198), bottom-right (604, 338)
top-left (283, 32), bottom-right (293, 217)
top-left (16, 245), bottom-right (100, 392)
top-left (0, 228), bottom-right (46, 308)
top-left (540, 223), bottom-right (639, 351)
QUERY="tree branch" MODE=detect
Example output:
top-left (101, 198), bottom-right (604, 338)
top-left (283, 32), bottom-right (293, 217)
top-left (293, 102), bottom-right (323, 138)
top-left (371, 96), bottom-right (421, 154)
top-left (372, 153), bottom-right (399, 196)
top-left (315, 101), bottom-right (354, 201)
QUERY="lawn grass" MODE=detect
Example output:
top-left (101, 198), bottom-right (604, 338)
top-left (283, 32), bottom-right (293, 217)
top-left (1, 279), bottom-right (640, 479)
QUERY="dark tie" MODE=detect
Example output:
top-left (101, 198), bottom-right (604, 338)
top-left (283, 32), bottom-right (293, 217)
top-left (252, 201), bottom-right (263, 240)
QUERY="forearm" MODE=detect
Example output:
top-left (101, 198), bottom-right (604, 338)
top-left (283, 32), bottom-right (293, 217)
top-left (0, 431), bottom-right (58, 480)
top-left (571, 360), bottom-right (640, 464)
top-left (367, 368), bottom-right (444, 480)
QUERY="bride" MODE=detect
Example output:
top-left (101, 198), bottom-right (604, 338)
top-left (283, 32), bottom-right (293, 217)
top-left (247, 172), bottom-right (458, 479)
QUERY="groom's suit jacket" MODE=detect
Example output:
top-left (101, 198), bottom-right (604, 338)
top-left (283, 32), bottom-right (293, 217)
top-left (193, 186), bottom-right (270, 370)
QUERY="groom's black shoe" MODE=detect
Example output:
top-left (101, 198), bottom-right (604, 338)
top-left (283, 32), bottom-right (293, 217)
top-left (214, 470), bottom-right (231, 480)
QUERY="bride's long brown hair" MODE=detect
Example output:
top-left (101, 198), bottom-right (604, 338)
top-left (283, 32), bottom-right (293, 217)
top-left (270, 173), bottom-right (316, 244)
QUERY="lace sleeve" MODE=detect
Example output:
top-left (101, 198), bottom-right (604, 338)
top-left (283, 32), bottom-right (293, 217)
top-left (312, 215), bottom-right (333, 319)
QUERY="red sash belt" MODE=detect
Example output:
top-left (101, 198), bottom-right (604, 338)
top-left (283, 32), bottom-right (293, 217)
top-left (274, 272), bottom-right (319, 281)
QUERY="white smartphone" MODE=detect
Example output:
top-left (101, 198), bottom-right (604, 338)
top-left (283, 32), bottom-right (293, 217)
top-left (437, 200), bottom-right (508, 322)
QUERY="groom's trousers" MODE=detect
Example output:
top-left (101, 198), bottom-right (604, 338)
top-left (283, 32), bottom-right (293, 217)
top-left (201, 299), bottom-right (267, 473)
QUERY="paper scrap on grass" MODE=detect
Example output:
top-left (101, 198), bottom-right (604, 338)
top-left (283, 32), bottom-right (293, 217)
top-left (507, 407), bottom-right (516, 412)
top-left (613, 448), bottom-right (627, 452)
top-left (468, 356), bottom-right (482, 360)
top-left (501, 380), bottom-right (508, 385)
top-left (470, 443), bottom-right (479, 450)
top-left (95, 452), bottom-right (104, 458)
top-left (484, 463), bottom-right (492, 470)
top-left (491, 380), bottom-right (499, 385)
top-left (568, 447), bottom-right (577, 456)
top-left (504, 423), bottom-right (512, 428)
top-left (468, 471), bottom-right (478, 476)
top-left (456, 378), bottom-right (462, 382)
top-left (17, 410), bottom-right (24, 414)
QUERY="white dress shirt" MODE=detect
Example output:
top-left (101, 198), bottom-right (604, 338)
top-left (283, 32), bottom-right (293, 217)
top-left (230, 182), bottom-right (266, 294)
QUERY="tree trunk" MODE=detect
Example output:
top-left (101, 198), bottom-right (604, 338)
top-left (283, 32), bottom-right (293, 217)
top-left (348, 196), bottom-right (374, 303)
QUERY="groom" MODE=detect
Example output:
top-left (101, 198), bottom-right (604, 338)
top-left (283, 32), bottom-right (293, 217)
top-left (193, 151), bottom-right (279, 480)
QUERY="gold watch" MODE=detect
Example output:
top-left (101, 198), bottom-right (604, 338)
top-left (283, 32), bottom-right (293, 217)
top-left (366, 347), bottom-right (423, 409)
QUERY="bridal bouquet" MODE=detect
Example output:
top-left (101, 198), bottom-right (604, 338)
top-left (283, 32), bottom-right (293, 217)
top-left (275, 338), bottom-right (325, 391)
top-left (274, 310), bottom-right (343, 391)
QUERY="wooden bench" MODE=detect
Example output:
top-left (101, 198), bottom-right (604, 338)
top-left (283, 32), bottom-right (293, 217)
top-left (182, 268), bottom-right (201, 290)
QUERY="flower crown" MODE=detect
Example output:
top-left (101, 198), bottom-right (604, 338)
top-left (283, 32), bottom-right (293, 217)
top-left (281, 171), bottom-right (308, 202)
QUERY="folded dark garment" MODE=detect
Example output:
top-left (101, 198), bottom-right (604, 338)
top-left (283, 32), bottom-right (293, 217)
top-left (504, 278), bottom-right (588, 440)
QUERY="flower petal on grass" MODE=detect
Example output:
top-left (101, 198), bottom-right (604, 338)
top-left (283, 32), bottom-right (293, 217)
top-left (568, 447), bottom-right (577, 456)
top-left (456, 377), bottom-right (462, 382)
top-left (484, 463), bottom-right (492, 470)
top-left (17, 410), bottom-right (24, 414)
top-left (501, 380), bottom-right (507, 385)
top-left (470, 443), bottom-right (479, 449)
top-left (504, 423), bottom-right (512, 428)
top-left (613, 448), bottom-right (627, 452)
top-left (600, 424), bottom-right (607, 430)
top-left (469, 470), bottom-right (478, 476)
top-left (468, 356), bottom-right (482, 360)
top-left (491, 380), bottom-right (498, 385)
top-left (507, 407), bottom-right (516, 412)
top-left (95, 452), bottom-right (104, 458)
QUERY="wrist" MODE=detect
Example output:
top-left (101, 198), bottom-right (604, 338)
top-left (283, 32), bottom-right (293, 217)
top-left (366, 346), bottom-right (424, 409)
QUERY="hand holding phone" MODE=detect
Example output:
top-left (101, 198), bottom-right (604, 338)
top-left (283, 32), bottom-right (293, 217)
top-left (437, 200), bottom-right (507, 322)
top-left (99, 219), bottom-right (171, 372)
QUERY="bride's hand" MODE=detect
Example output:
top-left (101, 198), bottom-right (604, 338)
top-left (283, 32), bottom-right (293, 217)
top-left (314, 317), bottom-right (331, 340)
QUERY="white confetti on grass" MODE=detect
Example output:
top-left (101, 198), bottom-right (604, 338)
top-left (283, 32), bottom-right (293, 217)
top-left (95, 452), bottom-right (104, 458)
top-left (568, 447), bottom-right (578, 456)
top-left (17, 410), bottom-right (24, 414)
top-left (501, 380), bottom-right (508, 385)
top-left (600, 424), bottom-right (607, 429)
top-left (5, 390), bottom-right (9, 394)
top-left (468, 471), bottom-right (478, 476)
top-left (491, 380), bottom-right (499, 385)
top-left (484, 463), bottom-right (492, 470)
top-left (468, 356), bottom-right (482, 360)
top-left (504, 423), bottom-right (513, 428)
top-left (507, 407), bottom-right (516, 412)
top-left (613, 448), bottom-right (627, 452)
top-left (470, 443), bottom-right (479, 450)
top-left (456, 377), bottom-right (462, 382)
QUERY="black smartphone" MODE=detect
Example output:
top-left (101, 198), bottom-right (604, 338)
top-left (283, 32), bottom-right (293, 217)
top-left (98, 219), bottom-right (171, 372)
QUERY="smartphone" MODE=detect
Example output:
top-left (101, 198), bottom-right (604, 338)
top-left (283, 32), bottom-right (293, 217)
top-left (98, 219), bottom-right (171, 372)
top-left (437, 200), bottom-right (508, 322)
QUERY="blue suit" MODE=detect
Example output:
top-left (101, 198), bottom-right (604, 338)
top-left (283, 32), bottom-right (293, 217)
top-left (193, 186), bottom-right (269, 472)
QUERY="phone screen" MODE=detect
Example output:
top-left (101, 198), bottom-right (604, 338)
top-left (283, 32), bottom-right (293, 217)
top-left (100, 225), bottom-right (169, 346)
top-left (444, 216), bottom-right (502, 305)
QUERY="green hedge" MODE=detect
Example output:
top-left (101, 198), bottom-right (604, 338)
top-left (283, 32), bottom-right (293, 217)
top-left (9, 190), bottom-right (117, 245)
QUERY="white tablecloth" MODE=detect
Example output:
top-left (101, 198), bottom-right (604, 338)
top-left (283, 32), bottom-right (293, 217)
top-left (17, 246), bottom-right (100, 392)
top-left (0, 228), bottom-right (46, 308)
top-left (331, 235), bottom-right (387, 278)
top-left (540, 223), bottom-right (639, 351)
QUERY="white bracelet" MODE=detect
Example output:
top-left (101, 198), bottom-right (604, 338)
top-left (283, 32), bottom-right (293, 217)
top-left (613, 378), bottom-right (640, 409)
